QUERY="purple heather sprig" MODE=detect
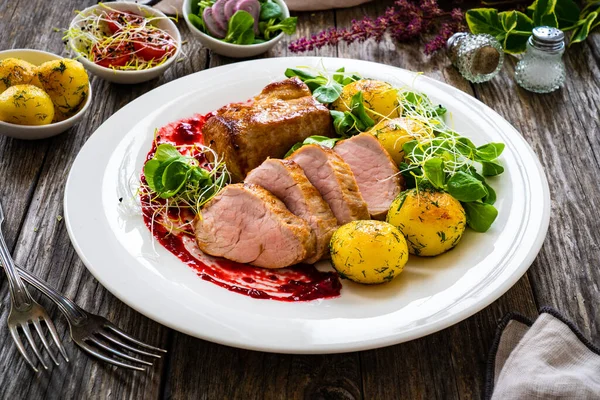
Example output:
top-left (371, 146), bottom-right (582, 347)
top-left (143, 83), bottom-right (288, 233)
top-left (289, 0), bottom-right (466, 55)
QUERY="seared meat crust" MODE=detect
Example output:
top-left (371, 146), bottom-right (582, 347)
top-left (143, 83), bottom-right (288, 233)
top-left (203, 78), bottom-right (333, 182)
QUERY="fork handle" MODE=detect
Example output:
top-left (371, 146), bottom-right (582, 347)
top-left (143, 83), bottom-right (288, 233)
top-left (0, 232), bottom-right (34, 309)
top-left (15, 266), bottom-right (88, 324)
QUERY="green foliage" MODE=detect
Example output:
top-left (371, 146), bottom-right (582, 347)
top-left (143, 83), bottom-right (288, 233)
top-left (423, 158), bottom-right (445, 189)
top-left (466, 8), bottom-right (533, 54)
top-left (570, 11), bottom-right (598, 45)
top-left (260, 1), bottom-right (282, 20)
top-left (191, 1), bottom-right (297, 44)
top-left (330, 91), bottom-right (376, 136)
top-left (143, 143), bottom-right (224, 206)
top-left (402, 91), bottom-right (447, 119)
top-left (284, 135), bottom-right (342, 157)
top-left (467, 0), bottom-right (600, 53)
top-left (224, 11), bottom-right (255, 44)
top-left (284, 67), bottom-right (360, 105)
top-left (532, 0), bottom-right (559, 27)
top-left (401, 130), bottom-right (505, 232)
top-left (188, 14), bottom-right (206, 32)
top-left (262, 17), bottom-right (298, 40)
top-left (313, 82), bottom-right (343, 103)
top-left (462, 202), bottom-right (499, 232)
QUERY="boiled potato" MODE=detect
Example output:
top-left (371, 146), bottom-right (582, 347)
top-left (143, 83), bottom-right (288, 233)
top-left (37, 59), bottom-right (89, 117)
top-left (369, 117), bottom-right (433, 165)
top-left (52, 108), bottom-right (69, 123)
top-left (0, 58), bottom-right (39, 94)
top-left (0, 84), bottom-right (54, 125)
top-left (387, 189), bottom-right (466, 257)
top-left (330, 220), bottom-right (409, 284)
top-left (332, 79), bottom-right (401, 123)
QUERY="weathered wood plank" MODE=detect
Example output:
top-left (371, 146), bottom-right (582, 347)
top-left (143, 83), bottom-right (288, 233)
top-left (166, 337), bottom-right (363, 400)
top-left (0, 2), bottom-right (209, 399)
top-left (473, 41), bottom-right (600, 340)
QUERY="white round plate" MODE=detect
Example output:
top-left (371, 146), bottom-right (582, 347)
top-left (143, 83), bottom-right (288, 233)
top-left (64, 57), bottom-right (550, 353)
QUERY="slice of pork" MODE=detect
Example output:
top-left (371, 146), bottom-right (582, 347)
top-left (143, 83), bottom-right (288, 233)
top-left (194, 183), bottom-right (312, 269)
top-left (288, 145), bottom-right (370, 225)
top-left (246, 159), bottom-right (337, 263)
top-left (334, 133), bottom-right (402, 220)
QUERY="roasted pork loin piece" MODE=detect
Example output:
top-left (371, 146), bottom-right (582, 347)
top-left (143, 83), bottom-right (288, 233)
top-left (202, 78), bottom-right (334, 182)
top-left (246, 159), bottom-right (338, 263)
top-left (194, 183), bottom-right (312, 269)
top-left (334, 133), bottom-right (402, 220)
top-left (288, 145), bottom-right (370, 225)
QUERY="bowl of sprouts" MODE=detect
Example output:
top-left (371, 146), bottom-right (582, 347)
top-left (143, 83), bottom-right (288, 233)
top-left (183, 0), bottom-right (296, 58)
top-left (66, 2), bottom-right (182, 84)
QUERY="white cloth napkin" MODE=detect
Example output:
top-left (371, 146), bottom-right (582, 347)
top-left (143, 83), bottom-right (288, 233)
top-left (487, 307), bottom-right (600, 399)
top-left (153, 0), bottom-right (372, 14)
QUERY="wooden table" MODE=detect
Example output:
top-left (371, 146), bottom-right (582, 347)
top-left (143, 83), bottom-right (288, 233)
top-left (0, 0), bottom-right (599, 398)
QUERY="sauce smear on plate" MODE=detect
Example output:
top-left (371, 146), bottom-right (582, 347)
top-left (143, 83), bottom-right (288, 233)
top-left (141, 114), bottom-right (341, 302)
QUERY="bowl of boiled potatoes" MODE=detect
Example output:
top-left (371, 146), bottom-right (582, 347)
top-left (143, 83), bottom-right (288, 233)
top-left (0, 49), bottom-right (92, 140)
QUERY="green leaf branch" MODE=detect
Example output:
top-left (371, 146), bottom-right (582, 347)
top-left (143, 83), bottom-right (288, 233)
top-left (467, 0), bottom-right (600, 53)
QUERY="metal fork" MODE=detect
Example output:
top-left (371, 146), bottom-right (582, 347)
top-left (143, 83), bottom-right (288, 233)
top-left (0, 202), bottom-right (68, 372)
top-left (16, 265), bottom-right (167, 371)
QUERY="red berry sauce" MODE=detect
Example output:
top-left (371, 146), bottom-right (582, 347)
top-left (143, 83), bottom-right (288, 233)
top-left (140, 114), bottom-right (341, 302)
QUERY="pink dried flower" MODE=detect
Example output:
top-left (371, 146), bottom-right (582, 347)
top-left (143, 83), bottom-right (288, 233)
top-left (289, 0), bottom-right (465, 55)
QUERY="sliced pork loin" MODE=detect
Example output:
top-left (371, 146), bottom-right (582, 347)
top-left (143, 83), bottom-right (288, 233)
top-left (288, 145), bottom-right (370, 225)
top-left (334, 133), bottom-right (402, 220)
top-left (246, 159), bottom-right (338, 263)
top-left (194, 183), bottom-right (312, 269)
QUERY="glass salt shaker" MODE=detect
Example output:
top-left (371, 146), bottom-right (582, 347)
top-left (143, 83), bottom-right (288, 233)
top-left (447, 32), bottom-right (504, 83)
top-left (515, 27), bottom-right (566, 93)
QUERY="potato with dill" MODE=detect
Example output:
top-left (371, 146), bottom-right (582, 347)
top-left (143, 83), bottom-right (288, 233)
top-left (332, 79), bottom-right (401, 123)
top-left (0, 84), bottom-right (54, 125)
top-left (330, 220), bottom-right (409, 284)
top-left (369, 117), bottom-right (433, 165)
top-left (37, 59), bottom-right (89, 117)
top-left (387, 189), bottom-right (466, 257)
top-left (0, 58), bottom-right (40, 94)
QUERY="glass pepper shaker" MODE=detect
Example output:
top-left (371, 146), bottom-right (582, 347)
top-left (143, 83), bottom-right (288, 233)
top-left (515, 27), bottom-right (566, 93)
top-left (447, 32), bottom-right (504, 83)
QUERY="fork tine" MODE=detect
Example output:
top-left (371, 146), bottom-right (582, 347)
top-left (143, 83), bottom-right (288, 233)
top-left (76, 341), bottom-right (146, 371)
top-left (88, 337), bottom-right (152, 366)
top-left (20, 324), bottom-right (48, 370)
top-left (105, 325), bottom-right (167, 353)
top-left (41, 318), bottom-right (69, 362)
top-left (9, 326), bottom-right (38, 372)
top-left (99, 330), bottom-right (162, 358)
top-left (32, 318), bottom-right (60, 366)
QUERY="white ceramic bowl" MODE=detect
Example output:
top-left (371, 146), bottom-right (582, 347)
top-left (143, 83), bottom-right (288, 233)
top-left (68, 2), bottom-right (182, 84)
top-left (0, 49), bottom-right (92, 140)
top-left (183, 0), bottom-right (289, 58)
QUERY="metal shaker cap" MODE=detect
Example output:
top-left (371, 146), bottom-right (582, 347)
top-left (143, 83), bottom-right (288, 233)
top-left (530, 26), bottom-right (565, 52)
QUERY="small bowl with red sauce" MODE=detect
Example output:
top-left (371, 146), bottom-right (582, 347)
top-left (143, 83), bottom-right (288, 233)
top-left (67, 2), bottom-right (181, 84)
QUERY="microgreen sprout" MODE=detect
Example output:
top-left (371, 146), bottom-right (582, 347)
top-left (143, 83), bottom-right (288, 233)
top-left (140, 141), bottom-right (230, 236)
